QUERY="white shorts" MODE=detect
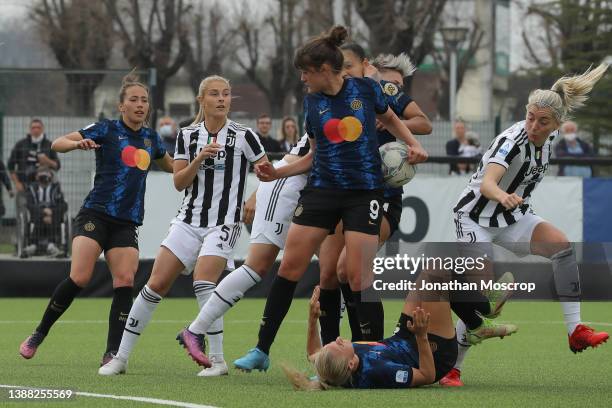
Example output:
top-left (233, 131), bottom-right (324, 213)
top-left (250, 160), bottom-right (308, 249)
top-left (454, 211), bottom-right (545, 257)
top-left (161, 219), bottom-right (242, 275)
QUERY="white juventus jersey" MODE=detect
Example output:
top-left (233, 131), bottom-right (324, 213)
top-left (174, 120), bottom-right (265, 228)
top-left (454, 120), bottom-right (558, 228)
top-left (289, 134), bottom-right (310, 157)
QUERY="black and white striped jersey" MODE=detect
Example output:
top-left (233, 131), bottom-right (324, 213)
top-left (174, 120), bottom-right (265, 228)
top-left (288, 134), bottom-right (310, 157)
top-left (453, 120), bottom-right (558, 227)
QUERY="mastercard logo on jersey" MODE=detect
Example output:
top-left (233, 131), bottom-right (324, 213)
top-left (323, 116), bottom-right (363, 143)
top-left (121, 146), bottom-right (151, 170)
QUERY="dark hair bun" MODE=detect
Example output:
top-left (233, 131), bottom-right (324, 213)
top-left (122, 67), bottom-right (141, 86)
top-left (326, 26), bottom-right (348, 47)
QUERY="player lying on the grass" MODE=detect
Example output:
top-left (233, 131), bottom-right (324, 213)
top-left (441, 63), bottom-right (610, 387)
top-left (165, 134), bottom-right (311, 377)
top-left (283, 278), bottom-right (465, 390)
top-left (19, 72), bottom-right (173, 366)
top-left (99, 75), bottom-right (267, 376)
top-left (317, 46), bottom-right (433, 345)
top-left (232, 25), bottom-right (428, 373)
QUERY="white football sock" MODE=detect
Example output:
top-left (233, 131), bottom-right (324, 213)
top-left (189, 266), bottom-right (262, 359)
top-left (192, 280), bottom-right (224, 361)
top-left (561, 302), bottom-right (581, 335)
top-left (116, 285), bottom-right (162, 362)
top-left (453, 319), bottom-right (471, 371)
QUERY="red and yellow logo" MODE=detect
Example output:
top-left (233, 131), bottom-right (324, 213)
top-left (121, 146), bottom-right (151, 170)
top-left (323, 116), bottom-right (363, 144)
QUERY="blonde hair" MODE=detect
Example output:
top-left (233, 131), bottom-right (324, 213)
top-left (192, 75), bottom-right (231, 125)
top-left (527, 63), bottom-right (608, 123)
top-left (281, 348), bottom-right (353, 391)
top-left (372, 53), bottom-right (417, 77)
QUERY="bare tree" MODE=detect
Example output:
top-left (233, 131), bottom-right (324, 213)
top-left (236, 0), bottom-right (308, 117)
top-left (186, 2), bottom-right (238, 96)
top-left (103, 0), bottom-right (192, 123)
top-left (31, 0), bottom-right (114, 115)
top-left (354, 0), bottom-right (447, 65)
top-left (520, 0), bottom-right (612, 153)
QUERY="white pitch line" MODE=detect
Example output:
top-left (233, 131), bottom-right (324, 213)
top-left (0, 384), bottom-right (218, 408)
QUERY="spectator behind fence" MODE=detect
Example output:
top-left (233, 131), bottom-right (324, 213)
top-left (445, 120), bottom-right (474, 175)
top-left (277, 116), bottom-right (299, 153)
top-left (457, 131), bottom-right (482, 174)
top-left (24, 166), bottom-right (67, 257)
top-left (555, 120), bottom-right (593, 177)
top-left (157, 116), bottom-right (178, 157)
top-left (256, 113), bottom-right (283, 153)
top-left (8, 119), bottom-right (60, 193)
top-left (0, 159), bottom-right (14, 218)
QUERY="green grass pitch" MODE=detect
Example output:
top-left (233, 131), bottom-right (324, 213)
top-left (1, 298), bottom-right (611, 407)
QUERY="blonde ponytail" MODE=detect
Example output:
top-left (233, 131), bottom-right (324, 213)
top-left (527, 63), bottom-right (608, 123)
top-left (551, 63), bottom-right (608, 115)
top-left (280, 364), bottom-right (328, 391)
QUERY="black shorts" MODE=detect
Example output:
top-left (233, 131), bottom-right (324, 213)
top-left (393, 314), bottom-right (458, 382)
top-left (382, 194), bottom-right (403, 237)
top-left (73, 208), bottom-right (139, 251)
top-left (292, 187), bottom-right (383, 235)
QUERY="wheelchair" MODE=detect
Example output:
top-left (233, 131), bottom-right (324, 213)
top-left (15, 196), bottom-right (71, 258)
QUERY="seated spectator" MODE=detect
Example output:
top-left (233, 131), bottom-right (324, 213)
top-left (277, 116), bottom-right (299, 153)
top-left (24, 166), bottom-right (67, 257)
top-left (555, 121), bottom-right (593, 177)
top-left (0, 159), bottom-right (14, 219)
top-left (158, 116), bottom-right (178, 157)
top-left (446, 120), bottom-right (474, 175)
top-left (8, 118), bottom-right (60, 193)
top-left (256, 114), bottom-right (283, 153)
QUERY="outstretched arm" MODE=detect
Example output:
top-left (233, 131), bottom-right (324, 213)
top-left (307, 286), bottom-right (323, 362)
top-left (255, 139), bottom-right (315, 182)
top-left (408, 307), bottom-right (435, 386)
top-left (51, 132), bottom-right (99, 153)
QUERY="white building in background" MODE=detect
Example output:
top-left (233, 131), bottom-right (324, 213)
top-left (456, 0), bottom-right (512, 122)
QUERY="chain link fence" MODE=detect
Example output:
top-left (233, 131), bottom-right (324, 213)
top-left (1, 68), bottom-right (609, 256)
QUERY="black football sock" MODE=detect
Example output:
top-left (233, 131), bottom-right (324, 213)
top-left (318, 288), bottom-right (341, 345)
top-left (256, 276), bottom-right (297, 355)
top-left (353, 285), bottom-right (385, 340)
top-left (340, 283), bottom-right (362, 341)
top-left (106, 286), bottom-right (133, 354)
top-left (449, 290), bottom-right (491, 330)
top-left (36, 277), bottom-right (83, 336)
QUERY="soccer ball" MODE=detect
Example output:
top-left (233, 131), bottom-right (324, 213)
top-left (379, 142), bottom-right (416, 188)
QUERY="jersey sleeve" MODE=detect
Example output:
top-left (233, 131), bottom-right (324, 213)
top-left (488, 137), bottom-right (521, 169)
top-left (152, 131), bottom-right (167, 160)
top-left (382, 81), bottom-right (412, 116)
top-left (364, 360), bottom-right (414, 389)
top-left (78, 120), bottom-right (109, 143)
top-left (365, 77), bottom-right (389, 115)
top-left (243, 129), bottom-right (266, 162)
top-left (173, 129), bottom-right (190, 161)
top-left (303, 98), bottom-right (315, 139)
top-left (289, 134), bottom-right (311, 157)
